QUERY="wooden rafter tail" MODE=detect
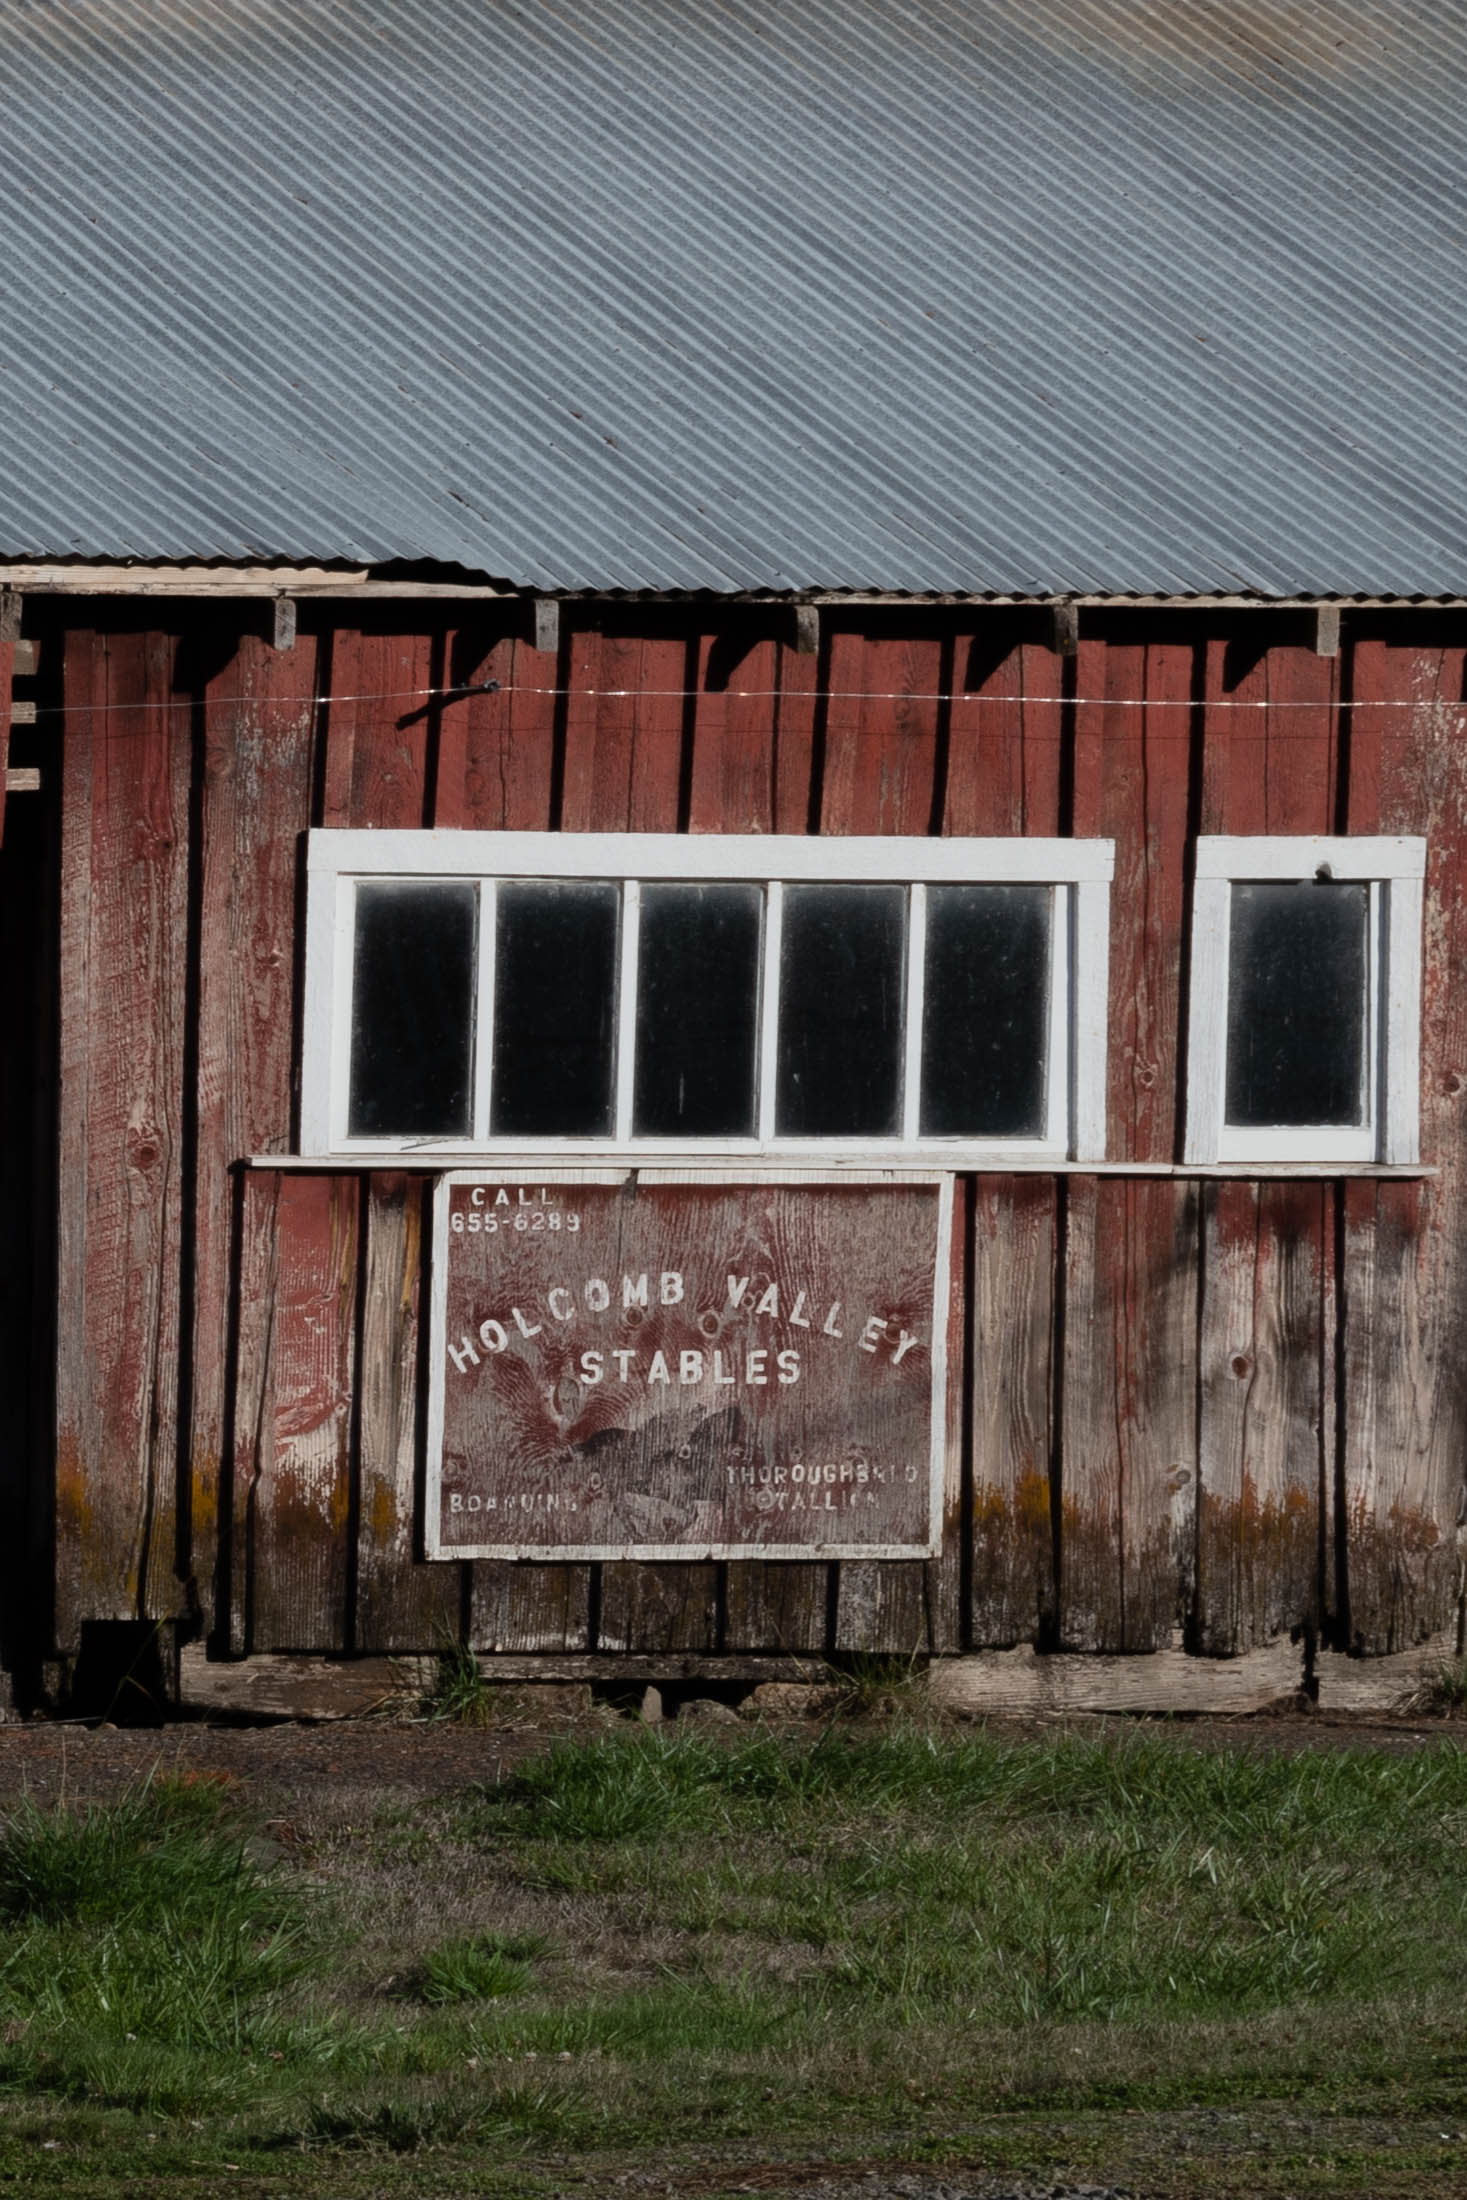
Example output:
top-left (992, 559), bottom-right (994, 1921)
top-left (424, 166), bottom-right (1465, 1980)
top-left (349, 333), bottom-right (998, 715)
top-left (0, 634), bottom-right (15, 849)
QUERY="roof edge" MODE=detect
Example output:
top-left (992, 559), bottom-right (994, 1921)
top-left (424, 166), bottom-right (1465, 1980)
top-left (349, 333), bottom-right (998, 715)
top-left (3, 563), bottom-right (1467, 610)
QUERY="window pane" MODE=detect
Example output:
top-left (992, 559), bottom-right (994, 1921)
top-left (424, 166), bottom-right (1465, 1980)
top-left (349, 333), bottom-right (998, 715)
top-left (634, 884), bottom-right (761, 1136)
top-left (921, 885), bottom-right (1050, 1136)
top-left (348, 880), bottom-right (476, 1138)
top-left (492, 882), bottom-right (618, 1135)
top-left (776, 884), bottom-right (905, 1136)
top-left (1226, 880), bottom-right (1368, 1126)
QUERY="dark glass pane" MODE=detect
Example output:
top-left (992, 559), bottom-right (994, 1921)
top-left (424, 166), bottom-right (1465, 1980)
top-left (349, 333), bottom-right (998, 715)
top-left (634, 884), bottom-right (762, 1136)
top-left (348, 880), bottom-right (476, 1138)
top-left (921, 885), bottom-right (1050, 1136)
top-left (1226, 880), bottom-right (1368, 1126)
top-left (492, 882), bottom-right (618, 1135)
top-left (776, 884), bottom-right (905, 1136)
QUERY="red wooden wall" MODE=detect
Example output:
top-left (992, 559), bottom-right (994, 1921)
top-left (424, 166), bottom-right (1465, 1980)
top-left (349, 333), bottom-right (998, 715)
top-left (43, 603), bottom-right (1467, 1666)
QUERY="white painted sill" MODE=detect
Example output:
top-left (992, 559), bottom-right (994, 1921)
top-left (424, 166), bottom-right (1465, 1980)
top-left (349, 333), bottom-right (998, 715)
top-left (245, 1154), bottom-right (1438, 1178)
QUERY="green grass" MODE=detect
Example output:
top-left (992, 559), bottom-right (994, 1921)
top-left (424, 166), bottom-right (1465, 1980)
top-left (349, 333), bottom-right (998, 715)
top-left (3, 1728), bottom-right (1467, 2195)
top-left (409, 1931), bottom-right (549, 2004)
top-left (1413, 1656), bottom-right (1467, 1714)
top-left (421, 1637), bottom-right (497, 1727)
top-left (0, 1773), bottom-right (314, 2116)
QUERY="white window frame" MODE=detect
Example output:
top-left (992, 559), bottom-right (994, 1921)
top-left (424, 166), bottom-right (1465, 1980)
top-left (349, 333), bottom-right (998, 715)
top-left (1183, 835), bottom-right (1425, 1166)
top-left (301, 832), bottom-right (1114, 1165)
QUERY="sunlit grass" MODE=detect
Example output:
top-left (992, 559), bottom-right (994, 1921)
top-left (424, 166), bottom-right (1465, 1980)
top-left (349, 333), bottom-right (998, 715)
top-left (0, 1728), bottom-right (1465, 2192)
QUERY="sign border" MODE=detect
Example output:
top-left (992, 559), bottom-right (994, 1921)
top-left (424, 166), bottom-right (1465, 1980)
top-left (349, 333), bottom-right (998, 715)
top-left (424, 1168), bottom-right (954, 1562)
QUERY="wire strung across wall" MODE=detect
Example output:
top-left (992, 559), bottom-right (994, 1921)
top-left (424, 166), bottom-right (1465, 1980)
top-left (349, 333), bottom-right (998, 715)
top-left (16, 677), bottom-right (1467, 723)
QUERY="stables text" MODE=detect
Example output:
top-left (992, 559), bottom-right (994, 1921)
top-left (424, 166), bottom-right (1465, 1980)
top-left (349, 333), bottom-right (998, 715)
top-left (445, 1267), bottom-right (924, 1384)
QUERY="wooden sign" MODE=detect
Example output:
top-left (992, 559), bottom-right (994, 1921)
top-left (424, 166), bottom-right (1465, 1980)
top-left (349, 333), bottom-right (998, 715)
top-left (426, 1171), bottom-right (952, 1559)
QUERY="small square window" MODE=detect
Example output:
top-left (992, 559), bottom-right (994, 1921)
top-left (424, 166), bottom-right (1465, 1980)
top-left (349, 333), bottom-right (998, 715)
top-left (301, 831), bottom-right (1115, 1162)
top-left (1183, 836), bottom-right (1425, 1164)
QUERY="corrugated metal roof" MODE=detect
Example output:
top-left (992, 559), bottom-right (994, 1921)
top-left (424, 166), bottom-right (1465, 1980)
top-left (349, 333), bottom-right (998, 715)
top-left (0, 0), bottom-right (1464, 595)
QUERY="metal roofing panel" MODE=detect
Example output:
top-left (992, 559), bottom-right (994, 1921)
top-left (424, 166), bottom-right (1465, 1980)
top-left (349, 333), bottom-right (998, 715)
top-left (0, 0), bottom-right (1463, 594)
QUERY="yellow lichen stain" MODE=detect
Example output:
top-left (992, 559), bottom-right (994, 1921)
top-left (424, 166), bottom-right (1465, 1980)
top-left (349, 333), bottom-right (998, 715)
top-left (54, 1428), bottom-right (91, 1543)
top-left (1201, 1474), bottom-right (1314, 1562)
top-left (328, 1469), bottom-right (353, 1537)
top-left (366, 1479), bottom-right (402, 1551)
top-left (188, 1455), bottom-right (219, 1543)
top-left (969, 1470), bottom-right (1054, 1550)
top-left (1345, 1489), bottom-right (1443, 1555)
top-left (1015, 1469), bottom-right (1053, 1539)
top-left (401, 1198), bottom-right (422, 1318)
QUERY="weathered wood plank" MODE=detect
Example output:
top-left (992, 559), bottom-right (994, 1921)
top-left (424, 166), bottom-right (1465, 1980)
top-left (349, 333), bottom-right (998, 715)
top-left (1061, 636), bottom-right (1198, 1649)
top-left (1340, 636), bottom-right (1467, 1649)
top-left (942, 626), bottom-right (1062, 1649)
top-left (355, 1175), bottom-right (459, 1650)
top-left (561, 624), bottom-right (717, 1651)
top-left (721, 1562), bottom-right (830, 1659)
top-left (929, 1641), bottom-right (1306, 1718)
top-left (229, 1171), bottom-right (275, 1654)
top-left (969, 1174), bottom-right (1057, 1647)
top-left (1315, 1635), bottom-right (1463, 1710)
top-left (319, 626), bottom-right (435, 828)
top-left (468, 1563), bottom-right (593, 1655)
top-left (437, 619), bottom-right (559, 830)
top-left (773, 638), bottom-right (820, 835)
top-left (943, 622), bottom-right (1063, 838)
top-left (294, 627), bottom-right (435, 1653)
top-left (818, 626), bottom-right (941, 839)
top-left (432, 617), bottom-right (580, 1650)
top-left (434, 619), bottom-right (586, 1654)
top-left (559, 624), bottom-right (691, 834)
top-left (1340, 1179), bottom-right (1457, 1649)
top-left (1060, 1177), bottom-right (1198, 1650)
top-left (56, 629), bottom-right (191, 1648)
top-left (927, 1177), bottom-right (968, 1653)
top-left (0, 639), bottom-right (14, 846)
top-left (827, 625), bottom-right (943, 1651)
top-left (1196, 1180), bottom-right (1324, 1653)
top-left (180, 1643), bottom-right (410, 1720)
top-left (180, 1643), bottom-right (818, 1713)
top-left (1198, 627), bottom-right (1338, 838)
top-left (234, 1172), bottom-right (358, 1653)
top-left (594, 1564), bottom-right (720, 1655)
top-left (688, 624), bottom-right (830, 1653)
top-left (192, 626), bottom-right (319, 1647)
top-left (687, 628), bottom-right (780, 837)
top-left (1192, 633), bottom-right (1335, 1651)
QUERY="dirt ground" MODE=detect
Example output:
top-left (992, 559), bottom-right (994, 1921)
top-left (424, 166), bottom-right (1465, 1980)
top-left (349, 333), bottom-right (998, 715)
top-left (0, 1698), bottom-right (1452, 1818)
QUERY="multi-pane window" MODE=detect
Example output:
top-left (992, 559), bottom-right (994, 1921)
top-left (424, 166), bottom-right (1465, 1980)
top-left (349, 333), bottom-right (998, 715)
top-left (1184, 836), bottom-right (1425, 1164)
top-left (302, 832), bottom-right (1114, 1160)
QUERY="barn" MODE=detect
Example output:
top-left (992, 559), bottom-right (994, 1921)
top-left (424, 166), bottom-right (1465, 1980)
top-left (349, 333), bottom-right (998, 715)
top-left (0, 0), bottom-right (1463, 1718)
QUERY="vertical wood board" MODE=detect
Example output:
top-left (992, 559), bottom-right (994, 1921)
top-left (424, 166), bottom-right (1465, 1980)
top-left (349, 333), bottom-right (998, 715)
top-left (56, 630), bottom-right (191, 1646)
top-left (1061, 636), bottom-right (1197, 1649)
top-left (1340, 638), bottom-right (1467, 1647)
top-left (436, 622), bottom-right (559, 831)
top-left (233, 1171), bottom-right (358, 1653)
top-left (1196, 1181), bottom-right (1325, 1652)
top-left (192, 628), bottom-right (319, 1644)
top-left (825, 628), bottom-right (945, 1651)
top-left (969, 1173), bottom-right (1057, 1646)
top-left (693, 626), bottom-right (830, 1649)
top-left (355, 1174), bottom-right (460, 1650)
top-left (558, 624), bottom-right (697, 1647)
top-left (1192, 635), bottom-right (1335, 1651)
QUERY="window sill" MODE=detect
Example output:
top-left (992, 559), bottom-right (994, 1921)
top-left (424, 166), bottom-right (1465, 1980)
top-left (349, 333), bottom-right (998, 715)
top-left (245, 1154), bottom-right (1438, 1179)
